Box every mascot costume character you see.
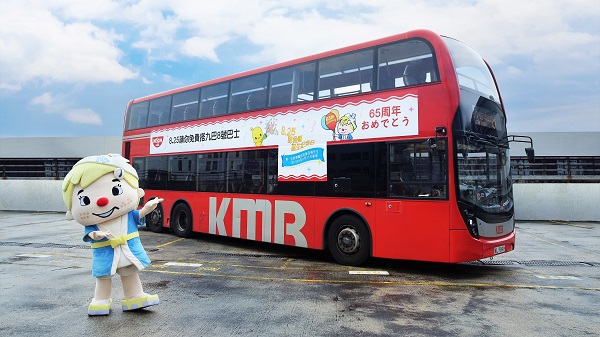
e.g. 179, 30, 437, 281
62, 154, 162, 316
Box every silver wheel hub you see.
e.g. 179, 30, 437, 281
337, 227, 360, 254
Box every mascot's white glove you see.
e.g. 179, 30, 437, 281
139, 198, 164, 218
88, 231, 112, 240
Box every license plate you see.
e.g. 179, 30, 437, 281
494, 245, 506, 254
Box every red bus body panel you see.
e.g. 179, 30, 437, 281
141, 188, 512, 263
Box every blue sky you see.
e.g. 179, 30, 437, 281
1, 0, 599, 138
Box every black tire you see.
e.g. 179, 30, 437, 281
145, 201, 165, 233
327, 215, 371, 266
171, 203, 193, 238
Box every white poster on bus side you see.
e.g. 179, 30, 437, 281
150, 94, 418, 181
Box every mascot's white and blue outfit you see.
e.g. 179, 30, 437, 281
84, 210, 151, 278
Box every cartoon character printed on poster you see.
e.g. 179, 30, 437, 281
251, 126, 267, 146
321, 109, 357, 141
335, 113, 357, 140
61, 154, 161, 316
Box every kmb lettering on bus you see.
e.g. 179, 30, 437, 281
208, 197, 308, 247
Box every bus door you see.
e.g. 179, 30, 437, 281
374, 140, 450, 261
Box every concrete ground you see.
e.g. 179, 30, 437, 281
0, 211, 598, 336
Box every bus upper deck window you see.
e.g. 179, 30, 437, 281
403, 58, 437, 86
148, 96, 172, 127
171, 89, 200, 123
127, 101, 149, 130
377, 39, 438, 90
200, 83, 229, 118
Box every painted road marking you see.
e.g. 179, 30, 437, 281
155, 237, 186, 248
196, 266, 221, 272
535, 275, 581, 280
349, 270, 390, 275
15, 254, 51, 258
146, 268, 600, 292
549, 220, 594, 229
165, 262, 204, 267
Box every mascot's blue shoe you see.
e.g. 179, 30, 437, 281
88, 298, 112, 316
122, 294, 159, 311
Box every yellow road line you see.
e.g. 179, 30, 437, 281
549, 220, 595, 229
145, 268, 600, 292
280, 258, 294, 269
228, 263, 344, 272
154, 237, 185, 248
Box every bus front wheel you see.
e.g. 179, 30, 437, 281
146, 201, 164, 233
171, 203, 193, 238
327, 215, 371, 266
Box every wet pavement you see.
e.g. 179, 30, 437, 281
0, 211, 598, 336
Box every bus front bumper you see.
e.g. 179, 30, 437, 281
449, 229, 515, 263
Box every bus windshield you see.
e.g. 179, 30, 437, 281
456, 135, 512, 215
445, 37, 513, 224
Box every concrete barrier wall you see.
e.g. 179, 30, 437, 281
0, 180, 67, 213
1, 180, 598, 221
513, 183, 600, 221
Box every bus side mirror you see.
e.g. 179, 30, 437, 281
506, 135, 535, 163
525, 147, 535, 163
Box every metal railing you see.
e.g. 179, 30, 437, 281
511, 156, 600, 183
1, 158, 79, 180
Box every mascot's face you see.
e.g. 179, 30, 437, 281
336, 122, 351, 136
70, 173, 144, 226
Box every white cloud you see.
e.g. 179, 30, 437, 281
1, 0, 599, 134
241, 8, 384, 64
30, 92, 69, 114
0, 0, 137, 89
47, 0, 121, 21
64, 108, 103, 125
505, 66, 523, 75
120, 0, 599, 82
0, 83, 22, 91
5, 1, 596, 82
30, 92, 56, 108
29, 91, 102, 126
181, 37, 223, 62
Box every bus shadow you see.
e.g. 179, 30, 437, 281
367, 257, 514, 281
154, 229, 330, 261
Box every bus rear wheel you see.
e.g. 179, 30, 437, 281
171, 203, 193, 238
146, 201, 164, 233
327, 215, 370, 266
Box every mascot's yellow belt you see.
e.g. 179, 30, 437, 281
90, 232, 139, 249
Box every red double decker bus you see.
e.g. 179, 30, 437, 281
123, 29, 533, 266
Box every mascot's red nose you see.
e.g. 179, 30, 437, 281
96, 197, 109, 207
